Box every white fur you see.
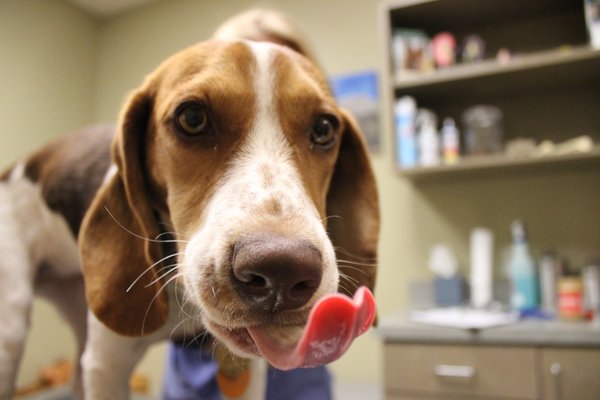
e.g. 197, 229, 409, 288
0, 162, 81, 398
103, 164, 118, 185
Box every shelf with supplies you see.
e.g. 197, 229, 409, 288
392, 45, 600, 101
397, 143, 600, 180
383, 0, 600, 174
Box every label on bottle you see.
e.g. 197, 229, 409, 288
558, 277, 583, 319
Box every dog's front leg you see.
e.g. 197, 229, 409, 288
0, 213, 35, 399
81, 311, 157, 400
0, 274, 32, 400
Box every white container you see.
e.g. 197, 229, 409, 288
394, 96, 417, 168
417, 109, 440, 166
539, 252, 559, 313
585, 0, 600, 48
584, 263, 600, 315
470, 228, 494, 309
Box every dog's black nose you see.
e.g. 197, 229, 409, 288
231, 234, 323, 311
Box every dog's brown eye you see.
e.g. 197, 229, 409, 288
310, 115, 338, 148
176, 103, 210, 136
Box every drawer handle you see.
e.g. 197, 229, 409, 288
550, 362, 562, 400
434, 365, 476, 379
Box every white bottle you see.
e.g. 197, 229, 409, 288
417, 109, 440, 166
441, 117, 460, 164
394, 96, 417, 168
470, 227, 494, 309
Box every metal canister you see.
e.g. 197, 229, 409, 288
583, 262, 600, 319
539, 252, 559, 314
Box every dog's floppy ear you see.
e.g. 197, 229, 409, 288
327, 110, 380, 297
80, 85, 169, 337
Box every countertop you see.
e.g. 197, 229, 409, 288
375, 311, 600, 347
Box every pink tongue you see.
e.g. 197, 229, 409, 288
247, 286, 376, 370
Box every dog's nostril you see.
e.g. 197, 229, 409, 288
243, 274, 267, 288
246, 275, 267, 288
291, 279, 318, 294
231, 234, 322, 311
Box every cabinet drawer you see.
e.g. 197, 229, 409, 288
384, 343, 538, 399
542, 348, 600, 400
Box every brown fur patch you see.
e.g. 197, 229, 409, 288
0, 165, 13, 181
24, 125, 114, 235
146, 41, 258, 236
271, 49, 341, 216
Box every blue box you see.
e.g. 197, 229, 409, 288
434, 276, 467, 307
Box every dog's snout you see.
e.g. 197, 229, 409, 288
231, 235, 322, 311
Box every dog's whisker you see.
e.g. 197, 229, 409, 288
155, 262, 181, 275
337, 264, 372, 277
169, 317, 189, 341
105, 207, 188, 244
140, 273, 182, 335
338, 271, 360, 286
189, 331, 212, 351
337, 282, 354, 296
321, 214, 342, 223
171, 285, 189, 343
126, 252, 183, 292
333, 246, 378, 263
154, 231, 189, 243
145, 265, 182, 288
337, 258, 378, 268
174, 276, 198, 322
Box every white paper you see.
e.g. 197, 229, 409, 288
411, 307, 518, 330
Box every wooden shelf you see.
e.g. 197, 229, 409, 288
393, 46, 600, 101
397, 144, 600, 180
395, 46, 600, 89
387, 0, 585, 34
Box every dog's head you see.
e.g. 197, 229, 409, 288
80, 39, 379, 362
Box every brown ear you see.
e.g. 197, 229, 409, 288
327, 110, 380, 297
79, 88, 168, 336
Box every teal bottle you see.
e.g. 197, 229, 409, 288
508, 220, 539, 310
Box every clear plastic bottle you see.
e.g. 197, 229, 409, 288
508, 220, 539, 311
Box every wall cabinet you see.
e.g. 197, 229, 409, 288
541, 348, 600, 400
381, 0, 600, 178
384, 343, 600, 400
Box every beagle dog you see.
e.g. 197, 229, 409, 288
0, 11, 379, 400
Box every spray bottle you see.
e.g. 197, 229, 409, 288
508, 220, 539, 311
441, 117, 460, 164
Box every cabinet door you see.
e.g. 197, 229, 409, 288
542, 348, 600, 400
384, 343, 538, 399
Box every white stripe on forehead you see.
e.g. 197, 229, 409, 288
243, 41, 291, 159
217, 40, 317, 219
